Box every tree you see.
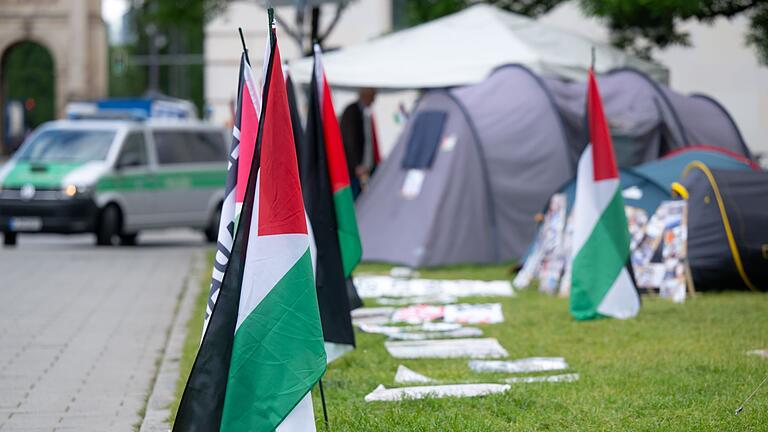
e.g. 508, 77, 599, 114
401, 0, 564, 26
2, 41, 55, 129
579, 0, 768, 64
399, 0, 768, 65
110, 0, 211, 112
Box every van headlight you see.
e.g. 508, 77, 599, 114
63, 184, 91, 198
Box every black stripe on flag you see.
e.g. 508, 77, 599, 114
297, 56, 356, 347
172, 38, 275, 431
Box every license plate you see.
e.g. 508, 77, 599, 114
9, 217, 43, 232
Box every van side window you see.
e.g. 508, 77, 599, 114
154, 131, 226, 165
117, 132, 148, 168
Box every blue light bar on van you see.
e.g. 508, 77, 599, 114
66, 98, 197, 120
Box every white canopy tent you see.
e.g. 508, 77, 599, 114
289, 4, 668, 88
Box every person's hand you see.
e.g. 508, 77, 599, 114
355, 165, 370, 178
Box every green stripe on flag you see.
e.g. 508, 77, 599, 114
333, 186, 362, 277
570, 190, 631, 320
220, 249, 326, 430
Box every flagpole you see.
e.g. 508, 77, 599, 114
268, 8, 276, 45
238, 27, 250, 65
318, 378, 330, 430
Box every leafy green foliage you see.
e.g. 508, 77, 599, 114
579, 0, 768, 62
109, 0, 211, 112
2, 41, 54, 129
399, 0, 768, 64
400, 0, 565, 26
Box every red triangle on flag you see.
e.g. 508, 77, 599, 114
588, 69, 620, 182
258, 42, 308, 236
319, 73, 352, 193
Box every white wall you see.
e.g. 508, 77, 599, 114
205, 1, 395, 132
541, 1, 768, 157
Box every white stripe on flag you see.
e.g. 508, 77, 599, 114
276, 393, 316, 432
243, 62, 262, 119
570, 144, 621, 256
236, 171, 311, 330
596, 267, 640, 319
236, 171, 318, 430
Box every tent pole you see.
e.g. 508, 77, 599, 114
736, 372, 768, 415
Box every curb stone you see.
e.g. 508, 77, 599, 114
140, 251, 204, 432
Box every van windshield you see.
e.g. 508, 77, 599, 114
16, 129, 116, 163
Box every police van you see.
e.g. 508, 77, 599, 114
0, 100, 228, 246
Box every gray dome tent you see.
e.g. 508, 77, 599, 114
357, 66, 753, 267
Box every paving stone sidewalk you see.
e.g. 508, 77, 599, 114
0, 233, 205, 432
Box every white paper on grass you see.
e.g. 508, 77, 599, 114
444, 303, 504, 324
394, 365, 435, 384
388, 327, 484, 341
376, 294, 458, 305
469, 357, 569, 373
390, 303, 504, 325
357, 322, 464, 335
350, 307, 394, 326
385, 338, 508, 359
354, 275, 513, 299
390, 266, 420, 278
364, 383, 510, 402
504, 373, 579, 383
747, 349, 768, 358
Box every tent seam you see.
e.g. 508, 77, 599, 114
607, 67, 691, 148
689, 94, 753, 159
441, 90, 501, 262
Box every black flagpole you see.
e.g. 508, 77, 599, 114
238, 27, 250, 65
318, 378, 330, 430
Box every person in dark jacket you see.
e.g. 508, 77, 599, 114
340, 87, 380, 199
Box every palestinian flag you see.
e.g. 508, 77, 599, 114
174, 28, 326, 432
203, 53, 261, 334
569, 69, 640, 321
298, 43, 360, 361
311, 44, 362, 276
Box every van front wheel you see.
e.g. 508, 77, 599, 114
97, 205, 121, 246
3, 232, 17, 247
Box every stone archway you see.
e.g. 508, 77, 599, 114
1, 40, 55, 152
0, 0, 107, 154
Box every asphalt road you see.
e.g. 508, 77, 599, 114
0, 230, 208, 432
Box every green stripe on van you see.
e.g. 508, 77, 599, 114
97, 169, 226, 192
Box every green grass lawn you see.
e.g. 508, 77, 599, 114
172, 260, 768, 431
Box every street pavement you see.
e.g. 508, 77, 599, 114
0, 230, 208, 431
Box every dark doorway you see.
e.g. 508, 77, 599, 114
1, 41, 55, 155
